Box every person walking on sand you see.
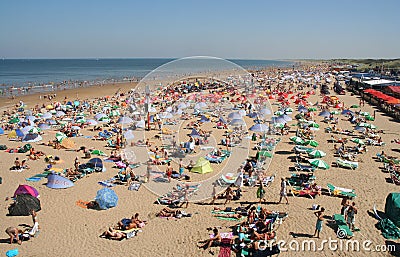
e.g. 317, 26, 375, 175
313, 207, 325, 238
209, 182, 217, 205
166, 162, 173, 183
278, 177, 289, 204
345, 202, 357, 231
257, 180, 266, 204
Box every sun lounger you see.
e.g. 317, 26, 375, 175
390, 172, 400, 185
336, 158, 358, 169
333, 214, 353, 238
294, 163, 315, 172
327, 183, 356, 198
289, 186, 320, 199
293, 145, 314, 154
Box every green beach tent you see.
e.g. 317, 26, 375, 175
385, 193, 400, 227
191, 157, 213, 174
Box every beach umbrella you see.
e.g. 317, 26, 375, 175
308, 149, 326, 158
199, 115, 210, 122
123, 130, 135, 140
350, 105, 359, 108
259, 107, 271, 115
366, 123, 377, 129
86, 119, 98, 126
42, 112, 52, 120
279, 114, 292, 122
258, 150, 272, 158
351, 138, 364, 145
136, 120, 145, 128
9, 117, 20, 124
25, 115, 36, 124
55, 132, 67, 142
0, 128, 4, 135
109, 110, 120, 117
360, 111, 370, 116
308, 159, 330, 169
13, 184, 39, 198
341, 109, 353, 115
318, 110, 331, 117
354, 126, 366, 132
177, 102, 187, 109
308, 123, 320, 129
71, 126, 81, 130
331, 111, 340, 115
228, 112, 242, 120
308, 107, 317, 112
95, 113, 107, 120
7, 129, 24, 139
298, 105, 308, 113
365, 115, 375, 121
117, 116, 134, 124
75, 117, 86, 124
290, 136, 305, 145
158, 112, 173, 119
229, 119, 245, 126
55, 111, 66, 117
274, 123, 285, 128
304, 140, 319, 147
274, 111, 284, 116
91, 149, 107, 156
238, 109, 246, 117
249, 123, 269, 132
95, 188, 118, 210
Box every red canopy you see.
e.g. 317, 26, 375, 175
387, 86, 400, 94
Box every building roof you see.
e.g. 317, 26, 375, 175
363, 79, 395, 86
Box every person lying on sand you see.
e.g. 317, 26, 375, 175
213, 213, 242, 219
156, 207, 182, 218
100, 227, 126, 240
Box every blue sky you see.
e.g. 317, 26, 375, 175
0, 0, 399, 59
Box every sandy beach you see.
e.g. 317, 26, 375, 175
0, 66, 399, 257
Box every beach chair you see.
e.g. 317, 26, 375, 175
327, 184, 356, 198
294, 163, 315, 172
390, 172, 400, 185
336, 158, 358, 170
333, 214, 353, 238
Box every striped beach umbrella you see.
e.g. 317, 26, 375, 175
304, 140, 319, 147
308, 149, 326, 158
308, 159, 330, 169
351, 138, 364, 145
290, 136, 305, 145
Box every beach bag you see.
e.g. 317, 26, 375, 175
6, 248, 19, 257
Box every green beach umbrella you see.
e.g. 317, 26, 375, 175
365, 115, 375, 121
258, 150, 272, 158
350, 105, 359, 108
55, 132, 67, 142
308, 107, 317, 111
308, 159, 330, 169
331, 111, 340, 115
29, 127, 41, 134
274, 111, 284, 116
308, 149, 326, 158
91, 149, 107, 156
304, 140, 319, 147
9, 117, 20, 124
351, 138, 364, 145
274, 123, 284, 128
366, 123, 377, 129
308, 123, 320, 128
360, 111, 370, 116
290, 136, 305, 145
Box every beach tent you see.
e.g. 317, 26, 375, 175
60, 138, 76, 149
7, 129, 24, 139
190, 128, 202, 138
13, 184, 40, 198
191, 157, 213, 174
8, 194, 41, 216
46, 174, 74, 189
88, 158, 104, 172
22, 133, 42, 143
385, 193, 400, 227
95, 188, 118, 210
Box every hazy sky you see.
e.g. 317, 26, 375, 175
1, 0, 399, 59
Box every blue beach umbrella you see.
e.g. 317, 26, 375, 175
95, 188, 118, 210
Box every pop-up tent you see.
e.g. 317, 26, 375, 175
8, 194, 41, 216
385, 193, 400, 227
13, 184, 39, 198
191, 157, 213, 174
46, 174, 74, 189
95, 188, 118, 210
88, 158, 104, 172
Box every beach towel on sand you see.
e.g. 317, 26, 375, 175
76, 200, 90, 208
